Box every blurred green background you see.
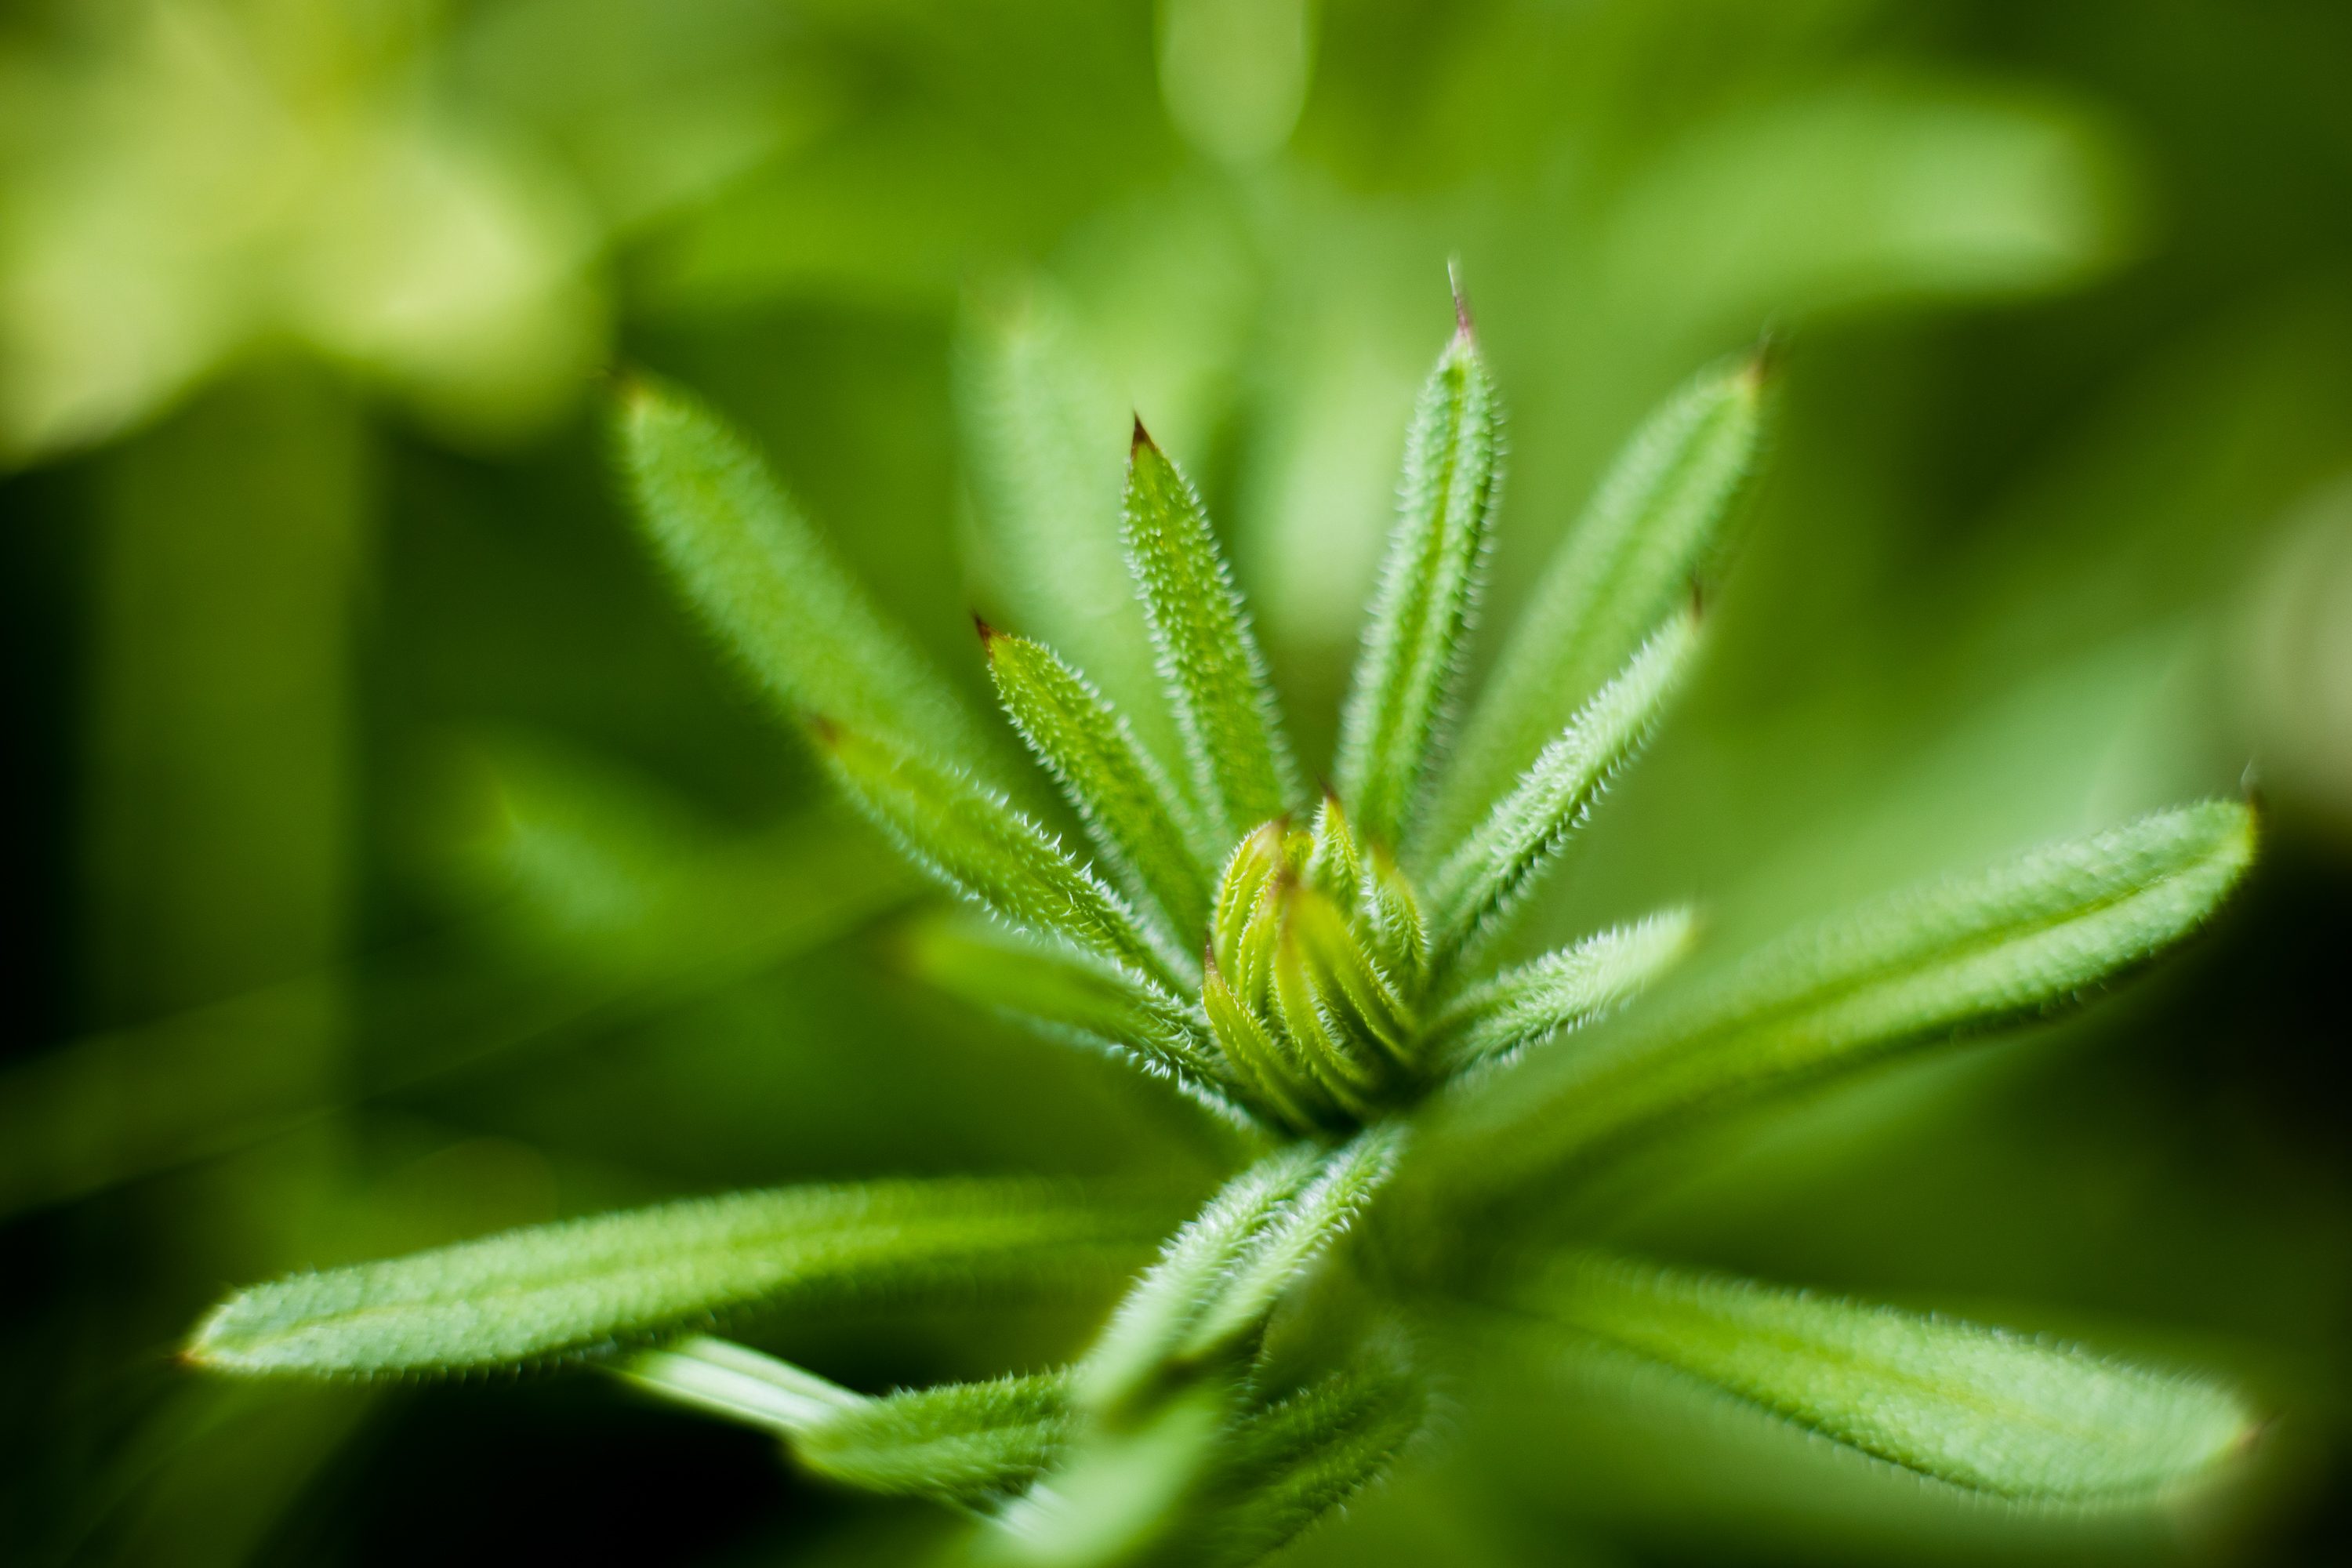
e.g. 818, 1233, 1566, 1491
5, 1, 2350, 1563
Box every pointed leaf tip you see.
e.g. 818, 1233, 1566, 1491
973, 613, 1001, 650
1447, 260, 1475, 339
1131, 412, 1152, 452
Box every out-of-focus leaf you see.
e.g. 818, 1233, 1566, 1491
187, 1179, 1167, 1376
1428, 909, 1697, 1073
1530, 1251, 2253, 1501
1425, 612, 1701, 965
819, 723, 1186, 989
1430, 359, 1761, 850
1213, 1342, 1426, 1562
0, 773, 909, 1224
984, 625, 1214, 944
617, 379, 994, 773
956, 281, 1175, 762
1441, 800, 2257, 1193
1336, 318, 1502, 848
982, 1386, 1228, 1567
1602, 81, 2139, 336
0, 2, 602, 457
1125, 423, 1301, 840
621, 1333, 866, 1433
1157, 0, 1314, 165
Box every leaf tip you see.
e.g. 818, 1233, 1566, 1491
973, 612, 1002, 654
1131, 412, 1155, 455
1447, 258, 1475, 340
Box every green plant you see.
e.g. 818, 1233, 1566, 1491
186, 293, 2259, 1563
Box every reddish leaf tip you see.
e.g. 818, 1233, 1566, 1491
1448, 259, 1475, 340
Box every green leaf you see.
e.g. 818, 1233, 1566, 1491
819, 721, 1187, 990
956, 283, 1173, 767
800, 1370, 1076, 1503
900, 913, 1236, 1112
1443, 800, 2257, 1192
1334, 321, 1502, 847
621, 1334, 867, 1434
625, 1337, 1076, 1504
1428, 908, 1697, 1073
1125, 423, 1301, 841
982, 1385, 1228, 1567
1428, 357, 1763, 851
982, 624, 1214, 945
1531, 1251, 2254, 1501
187, 1180, 1166, 1377
1081, 1128, 1405, 1417
616, 379, 993, 774
1214, 1342, 1426, 1562
1425, 611, 1702, 966
1177, 1124, 1403, 1361
1082, 1145, 1319, 1416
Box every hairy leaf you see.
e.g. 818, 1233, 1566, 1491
1082, 1128, 1401, 1416
1081, 1145, 1321, 1416
1429, 356, 1762, 850
799, 1369, 1076, 1502
1334, 321, 1502, 847
1178, 1124, 1406, 1361
1446, 800, 2256, 1192
819, 722, 1186, 989
1214, 1343, 1426, 1562
900, 913, 1233, 1103
1429, 908, 1697, 1073
1533, 1252, 2254, 1500
983, 624, 1213, 945
626, 1337, 1076, 1504
1425, 612, 1701, 966
618, 379, 993, 773
1125, 423, 1300, 840
187, 1180, 1165, 1376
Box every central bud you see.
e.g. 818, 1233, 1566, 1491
1202, 796, 1430, 1132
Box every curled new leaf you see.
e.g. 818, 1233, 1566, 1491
187, 1180, 1167, 1376
1429, 355, 1764, 850
617, 379, 993, 775
1530, 1251, 2256, 1501
1443, 800, 2257, 1193
820, 721, 1188, 990
1425, 611, 1701, 965
1335, 322, 1501, 847
1125, 423, 1301, 840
